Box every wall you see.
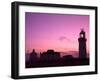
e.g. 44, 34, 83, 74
0, 0, 99, 81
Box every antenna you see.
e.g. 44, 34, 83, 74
81, 28, 84, 31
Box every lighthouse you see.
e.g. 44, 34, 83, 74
78, 29, 87, 59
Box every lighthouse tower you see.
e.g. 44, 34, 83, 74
78, 29, 87, 59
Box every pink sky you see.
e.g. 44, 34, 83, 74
25, 12, 89, 57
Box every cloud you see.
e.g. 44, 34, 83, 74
59, 36, 71, 42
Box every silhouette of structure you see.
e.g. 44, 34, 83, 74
62, 55, 73, 60
78, 29, 87, 59
29, 49, 38, 65
40, 50, 60, 61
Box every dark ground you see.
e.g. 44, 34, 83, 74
25, 58, 89, 68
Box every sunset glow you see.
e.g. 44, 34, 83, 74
25, 12, 89, 57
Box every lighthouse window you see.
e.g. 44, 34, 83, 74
81, 34, 84, 38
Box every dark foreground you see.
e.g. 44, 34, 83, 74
25, 58, 89, 68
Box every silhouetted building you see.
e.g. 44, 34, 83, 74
40, 49, 60, 61
62, 55, 73, 60
78, 29, 87, 59
29, 49, 38, 64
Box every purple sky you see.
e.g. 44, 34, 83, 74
25, 12, 89, 57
